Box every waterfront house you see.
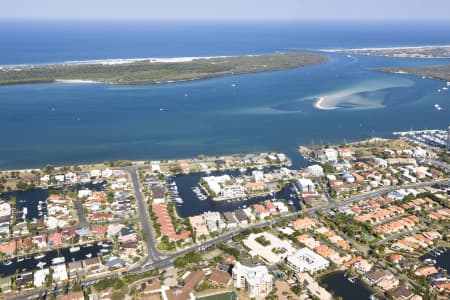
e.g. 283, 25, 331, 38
32, 234, 48, 249
48, 232, 63, 247
223, 212, 238, 228
234, 209, 248, 224
16, 272, 34, 289
253, 204, 270, 220
34, 268, 49, 288
68, 261, 84, 279
365, 269, 388, 285
0, 240, 16, 255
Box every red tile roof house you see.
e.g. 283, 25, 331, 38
253, 204, 270, 219
264, 200, 278, 215
0, 241, 16, 256
152, 203, 191, 241
48, 232, 63, 248
91, 225, 107, 237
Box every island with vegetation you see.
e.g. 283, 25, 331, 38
378, 65, 450, 82
0, 52, 329, 85
327, 45, 450, 58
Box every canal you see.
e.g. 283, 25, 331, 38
319, 271, 375, 300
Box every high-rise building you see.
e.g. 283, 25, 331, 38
232, 262, 273, 299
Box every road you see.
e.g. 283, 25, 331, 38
126, 167, 165, 266
9, 176, 449, 299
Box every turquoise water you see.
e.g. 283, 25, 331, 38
1, 21, 450, 169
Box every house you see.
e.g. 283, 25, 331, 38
354, 259, 373, 274
34, 268, 49, 288
223, 212, 238, 227
392, 285, 415, 300
208, 269, 232, 287
295, 179, 315, 192
57, 291, 84, 300
68, 261, 84, 279
253, 204, 270, 219
293, 217, 316, 231
52, 264, 68, 282
365, 269, 388, 285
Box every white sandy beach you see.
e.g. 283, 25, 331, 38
322, 44, 450, 52
313, 78, 413, 110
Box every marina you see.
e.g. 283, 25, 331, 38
319, 271, 375, 300
171, 168, 301, 218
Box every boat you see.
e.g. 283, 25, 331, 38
434, 104, 442, 111
102, 244, 110, 248
231, 83, 237, 87
34, 253, 46, 260
85, 253, 92, 258
100, 249, 110, 253
17, 257, 24, 262
159, 108, 164, 111
85, 243, 93, 247
3, 260, 12, 266
69, 246, 80, 253
98, 241, 103, 246
36, 262, 47, 268
288, 200, 294, 206
52, 257, 65, 265
443, 87, 448, 90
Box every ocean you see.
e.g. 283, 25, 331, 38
1, 20, 450, 169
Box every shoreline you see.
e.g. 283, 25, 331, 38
0, 54, 236, 69
321, 44, 450, 52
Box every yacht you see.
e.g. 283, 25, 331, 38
85, 253, 93, 258
69, 246, 81, 253
52, 257, 65, 265
434, 104, 442, 111
17, 257, 25, 262
231, 83, 237, 87
36, 261, 47, 268
100, 248, 110, 253
3, 260, 12, 266
34, 253, 46, 260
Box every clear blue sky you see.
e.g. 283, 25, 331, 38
2, 0, 450, 21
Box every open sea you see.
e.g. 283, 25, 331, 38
1, 20, 450, 169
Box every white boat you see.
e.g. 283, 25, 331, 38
102, 244, 110, 248
36, 261, 47, 268
85, 243, 93, 247
159, 108, 164, 111
17, 257, 24, 262
69, 246, 80, 253
52, 257, 65, 265
3, 260, 12, 266
85, 253, 92, 258
288, 200, 294, 205
34, 253, 46, 260
434, 104, 442, 111
443, 87, 448, 90
231, 83, 237, 87
98, 241, 103, 246
100, 249, 110, 253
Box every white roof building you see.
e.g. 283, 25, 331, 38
78, 189, 92, 198
51, 264, 68, 282
295, 179, 315, 192
232, 262, 273, 300
34, 268, 49, 287
244, 232, 295, 264
202, 175, 231, 195
307, 164, 324, 177
0, 202, 11, 218
286, 247, 330, 274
